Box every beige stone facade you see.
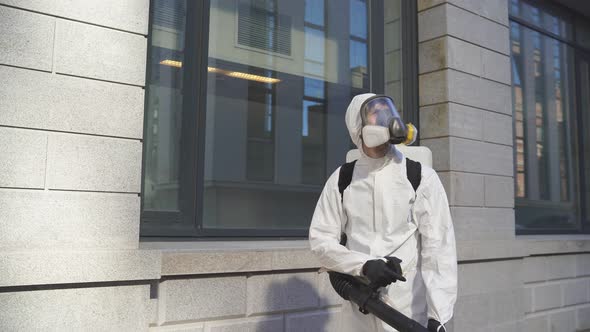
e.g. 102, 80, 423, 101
0, 1, 589, 331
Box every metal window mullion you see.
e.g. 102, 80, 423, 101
304, 21, 324, 30
192, 0, 211, 234
140, 1, 156, 232
576, 54, 590, 231
368, 0, 384, 94
542, 38, 561, 202
562, 45, 576, 206
522, 25, 540, 200
401, 0, 419, 131
271, 82, 278, 183
350, 35, 368, 43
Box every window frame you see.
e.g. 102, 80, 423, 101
140, 0, 420, 238
509, 0, 590, 234
574, 50, 590, 234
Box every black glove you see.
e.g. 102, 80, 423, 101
384, 256, 404, 280
361, 257, 406, 288
427, 319, 446, 332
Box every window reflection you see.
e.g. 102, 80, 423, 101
349, 0, 368, 89
509, 0, 572, 40
143, 0, 187, 211
202, 0, 401, 230
302, 78, 326, 184
143, 0, 404, 231
511, 23, 526, 199
510, 19, 578, 230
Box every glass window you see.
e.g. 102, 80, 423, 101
143, 0, 187, 212
510, 20, 580, 232
203, 0, 402, 231
142, 0, 410, 236
509, 0, 573, 40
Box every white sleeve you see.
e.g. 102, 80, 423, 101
414, 169, 458, 324
308, 168, 377, 277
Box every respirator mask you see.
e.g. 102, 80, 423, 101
360, 95, 417, 148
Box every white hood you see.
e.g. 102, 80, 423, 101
345, 93, 376, 149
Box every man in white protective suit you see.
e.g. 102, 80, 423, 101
309, 93, 457, 332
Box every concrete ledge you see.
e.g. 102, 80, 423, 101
161, 251, 273, 276
142, 240, 319, 276
147, 239, 532, 276
457, 239, 526, 262
520, 236, 590, 256
0, 249, 161, 288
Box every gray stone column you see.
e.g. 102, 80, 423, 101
0, 1, 159, 329
417, 1, 524, 331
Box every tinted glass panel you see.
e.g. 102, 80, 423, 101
142, 0, 404, 234
579, 59, 590, 226
509, 0, 572, 40
510, 21, 579, 231
143, 1, 187, 211
202, 0, 402, 230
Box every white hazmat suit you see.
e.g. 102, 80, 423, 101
309, 93, 457, 332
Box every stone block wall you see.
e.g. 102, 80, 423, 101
450, 260, 524, 331
0, 0, 147, 250
524, 254, 590, 332
0, 1, 158, 330
155, 273, 341, 331
417, 1, 526, 331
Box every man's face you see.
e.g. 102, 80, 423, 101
365, 101, 395, 127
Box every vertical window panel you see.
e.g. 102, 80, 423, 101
143, 1, 187, 212
579, 60, 590, 227
510, 18, 579, 232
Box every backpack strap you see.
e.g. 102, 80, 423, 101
338, 160, 357, 202
337, 157, 422, 202
405, 158, 422, 192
